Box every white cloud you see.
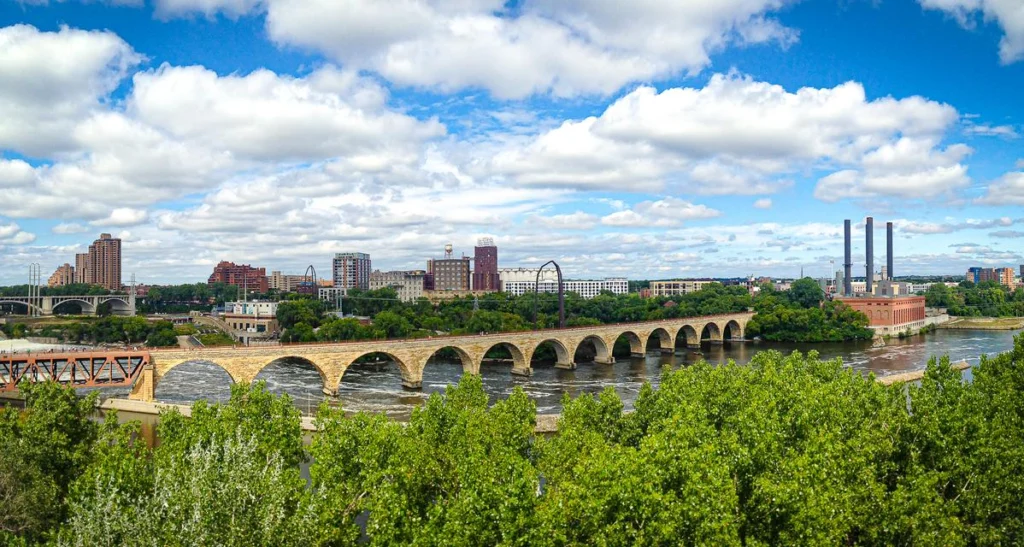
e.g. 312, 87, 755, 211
155, 0, 798, 98
963, 122, 1019, 137
754, 198, 772, 209
0, 222, 36, 245
920, 0, 1024, 63
1016, 159, 1024, 169
977, 171, 1024, 205
529, 211, 600, 230
52, 223, 89, 234
0, 25, 142, 156
490, 73, 963, 200
91, 207, 149, 227
601, 198, 720, 228
897, 216, 1015, 234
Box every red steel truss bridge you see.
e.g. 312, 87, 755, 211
0, 351, 150, 393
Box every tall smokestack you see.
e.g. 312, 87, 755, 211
844, 219, 852, 296
866, 217, 874, 295
886, 221, 893, 281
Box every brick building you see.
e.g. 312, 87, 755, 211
208, 261, 269, 293
835, 296, 928, 335
333, 252, 371, 290
472, 238, 500, 292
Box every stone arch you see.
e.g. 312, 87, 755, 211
342, 351, 420, 389
613, 331, 645, 358
574, 335, 612, 365
701, 323, 723, 344
527, 339, 574, 370
677, 325, 700, 348
479, 342, 530, 377
154, 359, 235, 404
424, 345, 475, 374
646, 328, 674, 354
723, 320, 743, 341
51, 299, 96, 315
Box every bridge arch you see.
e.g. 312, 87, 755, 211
574, 335, 612, 365
479, 342, 529, 377
646, 327, 674, 353
723, 320, 743, 341
155, 359, 236, 404
701, 323, 723, 344
253, 356, 327, 402
424, 345, 475, 374
527, 339, 573, 369
51, 299, 96, 315
677, 325, 699, 348
0, 300, 42, 316
613, 331, 644, 358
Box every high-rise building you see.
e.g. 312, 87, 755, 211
74, 253, 89, 284
472, 237, 500, 292
966, 267, 983, 284
967, 266, 1015, 288
208, 261, 269, 293
48, 263, 75, 287
427, 245, 471, 291
333, 253, 371, 290
85, 233, 121, 290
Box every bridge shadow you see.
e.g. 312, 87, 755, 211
155, 360, 233, 405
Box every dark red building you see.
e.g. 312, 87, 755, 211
208, 261, 269, 293
472, 237, 500, 292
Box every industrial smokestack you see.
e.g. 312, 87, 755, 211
886, 221, 893, 281
866, 217, 874, 295
844, 219, 852, 296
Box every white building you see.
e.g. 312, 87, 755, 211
369, 270, 426, 302
649, 280, 716, 297
503, 278, 628, 299
225, 301, 278, 316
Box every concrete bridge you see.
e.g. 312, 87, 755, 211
0, 294, 136, 316
129, 312, 754, 402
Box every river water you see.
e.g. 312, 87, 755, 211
144, 329, 1019, 419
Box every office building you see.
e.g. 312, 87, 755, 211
333, 252, 371, 290
472, 237, 500, 292
208, 261, 269, 293
370, 270, 427, 302
649, 279, 716, 297
48, 263, 75, 287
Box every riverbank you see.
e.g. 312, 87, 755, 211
941, 317, 1024, 330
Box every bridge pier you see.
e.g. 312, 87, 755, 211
630, 351, 645, 358
511, 366, 532, 377
554, 361, 576, 370
594, 356, 616, 365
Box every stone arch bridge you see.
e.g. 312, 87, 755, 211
130, 312, 753, 402
0, 294, 135, 316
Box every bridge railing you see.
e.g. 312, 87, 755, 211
149, 311, 754, 353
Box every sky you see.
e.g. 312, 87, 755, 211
1, 0, 1023, 285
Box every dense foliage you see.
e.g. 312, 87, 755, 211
4, 336, 1024, 545
0, 317, 179, 347
746, 278, 874, 342
925, 280, 1024, 317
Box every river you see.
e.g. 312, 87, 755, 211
134, 328, 1019, 420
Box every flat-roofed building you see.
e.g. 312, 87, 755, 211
650, 279, 715, 297
503, 278, 628, 299
370, 270, 427, 302
48, 263, 75, 287
333, 252, 371, 290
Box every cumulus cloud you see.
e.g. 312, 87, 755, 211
963, 122, 1019, 137
489, 73, 963, 200
897, 216, 1015, 234
153, 0, 798, 98
976, 171, 1024, 205
920, 0, 1024, 64
91, 207, 149, 227
52, 223, 89, 234
0, 25, 142, 156
601, 198, 721, 228
0, 221, 36, 245
754, 198, 772, 209
990, 230, 1024, 238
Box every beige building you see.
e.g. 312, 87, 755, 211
650, 279, 715, 297
72, 233, 122, 290
268, 271, 308, 292
48, 263, 75, 287
370, 270, 426, 302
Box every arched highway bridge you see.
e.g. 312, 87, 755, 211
0, 294, 136, 316
0, 312, 753, 402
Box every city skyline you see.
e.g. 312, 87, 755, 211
1, 2, 1023, 284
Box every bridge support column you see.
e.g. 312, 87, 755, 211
511, 366, 532, 377
128, 366, 155, 403
554, 361, 576, 370
41, 297, 53, 316
630, 351, 645, 358
594, 356, 616, 365
401, 367, 424, 390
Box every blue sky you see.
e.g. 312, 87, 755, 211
1, 0, 1022, 285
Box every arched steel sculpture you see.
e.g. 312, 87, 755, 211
532, 260, 565, 329
298, 265, 318, 296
